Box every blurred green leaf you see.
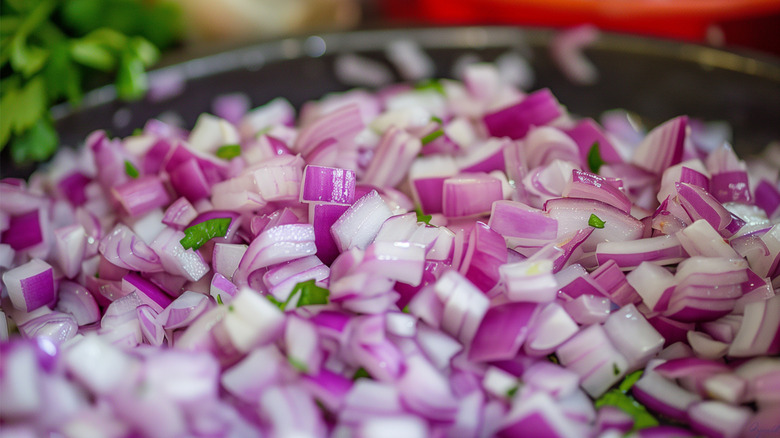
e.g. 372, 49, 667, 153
70, 39, 116, 71
0, 89, 17, 149
44, 42, 83, 104
129, 36, 159, 67
116, 49, 147, 100
142, 2, 182, 49
11, 38, 49, 77
82, 28, 128, 51
10, 118, 58, 163
0, 16, 22, 36
12, 76, 47, 135
61, 0, 104, 35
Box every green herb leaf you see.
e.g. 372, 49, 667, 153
415, 206, 432, 225
11, 75, 47, 135
613, 363, 621, 376
414, 78, 445, 95
11, 38, 49, 77
588, 214, 606, 229
180, 217, 232, 250
430, 115, 443, 124
266, 294, 285, 309
506, 385, 519, 398
421, 129, 444, 145
293, 279, 330, 307
129, 36, 159, 67
402, 305, 410, 314
216, 294, 223, 305
116, 49, 147, 100
587, 141, 605, 174
595, 369, 657, 432
353, 367, 371, 380
216, 144, 241, 160
547, 353, 559, 365
10, 118, 58, 163
618, 370, 643, 393
595, 389, 658, 431
70, 39, 116, 71
44, 43, 83, 105
124, 160, 139, 178
288, 357, 308, 373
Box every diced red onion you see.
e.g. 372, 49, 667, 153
3, 258, 56, 312
331, 190, 392, 252
442, 173, 503, 218
631, 116, 688, 175
55, 280, 100, 326
483, 88, 562, 140
469, 302, 538, 362
301, 165, 356, 204
556, 324, 628, 397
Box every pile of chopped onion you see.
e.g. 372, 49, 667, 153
1, 56, 779, 438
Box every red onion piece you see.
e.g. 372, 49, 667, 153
3, 258, 56, 312
442, 173, 503, 218
557, 324, 628, 397
233, 223, 316, 286
1, 210, 45, 251
53, 224, 87, 279
331, 190, 392, 252
564, 118, 623, 166
362, 126, 422, 188
631, 116, 688, 175
169, 158, 211, 202
301, 165, 356, 204
56, 280, 100, 326
603, 303, 664, 371
469, 302, 538, 362
483, 88, 562, 140
99, 224, 164, 273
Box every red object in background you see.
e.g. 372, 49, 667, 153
382, 0, 780, 55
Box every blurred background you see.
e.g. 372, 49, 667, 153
171, 0, 780, 54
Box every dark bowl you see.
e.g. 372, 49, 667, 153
4, 26, 780, 178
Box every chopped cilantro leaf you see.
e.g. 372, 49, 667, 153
402, 305, 410, 314
124, 160, 140, 178
180, 217, 232, 250
430, 115, 443, 124
216, 144, 241, 160
421, 129, 444, 145
589, 214, 606, 229
613, 363, 621, 376
132, 128, 143, 136
547, 353, 559, 364
619, 370, 643, 392
595, 390, 658, 431
506, 385, 519, 398
216, 294, 223, 305
414, 78, 445, 95
288, 357, 308, 373
266, 294, 285, 309
595, 369, 657, 432
353, 367, 371, 380
294, 279, 330, 307
588, 141, 605, 174
415, 206, 432, 225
